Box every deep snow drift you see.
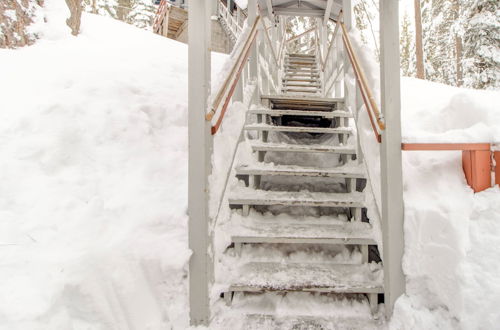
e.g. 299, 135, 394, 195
350, 31, 500, 329
0, 2, 226, 329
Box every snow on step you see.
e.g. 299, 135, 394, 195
250, 141, 357, 154
244, 123, 351, 134
241, 314, 383, 330
248, 109, 351, 118
230, 214, 376, 245
228, 262, 383, 293
229, 187, 365, 208
235, 163, 365, 178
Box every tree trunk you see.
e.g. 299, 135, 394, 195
414, 0, 425, 79
453, 0, 463, 86
0, 0, 44, 48
65, 0, 83, 36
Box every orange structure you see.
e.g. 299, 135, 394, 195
402, 143, 496, 193
495, 151, 500, 187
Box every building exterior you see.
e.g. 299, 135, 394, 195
153, 0, 245, 54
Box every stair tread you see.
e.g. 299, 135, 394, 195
235, 162, 365, 177
248, 109, 351, 118
229, 262, 383, 293
241, 314, 383, 330
244, 123, 352, 134
230, 215, 376, 243
229, 187, 365, 206
250, 141, 357, 154
261, 94, 342, 103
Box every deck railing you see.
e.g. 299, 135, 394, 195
217, 1, 243, 40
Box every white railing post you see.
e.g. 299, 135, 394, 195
248, 1, 257, 76
379, 0, 405, 318
342, 0, 352, 100
188, 0, 212, 326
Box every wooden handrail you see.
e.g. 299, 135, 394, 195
338, 20, 385, 142
153, 0, 168, 33
206, 16, 261, 134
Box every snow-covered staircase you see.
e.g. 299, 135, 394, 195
216, 92, 384, 325
282, 54, 322, 94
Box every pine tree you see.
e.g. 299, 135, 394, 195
462, 0, 500, 89
82, 0, 156, 30
400, 12, 416, 77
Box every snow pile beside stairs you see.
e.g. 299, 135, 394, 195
349, 31, 500, 329
0, 1, 226, 329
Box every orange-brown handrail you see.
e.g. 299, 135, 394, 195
206, 16, 261, 135
153, 0, 168, 33
336, 19, 385, 143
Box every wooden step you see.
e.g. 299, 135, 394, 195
229, 188, 364, 209
235, 163, 364, 178
227, 262, 383, 294
240, 314, 383, 330
249, 141, 357, 154
285, 67, 319, 72
287, 54, 316, 58
282, 88, 321, 93
282, 83, 322, 87
282, 78, 320, 82
261, 94, 343, 105
283, 74, 320, 79
230, 216, 376, 246
244, 123, 352, 134
248, 109, 351, 118
285, 58, 317, 65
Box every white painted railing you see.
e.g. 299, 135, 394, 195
217, 1, 243, 41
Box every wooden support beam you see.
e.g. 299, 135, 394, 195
379, 0, 405, 318
324, 0, 334, 26
188, 0, 212, 326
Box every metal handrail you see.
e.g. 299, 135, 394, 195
206, 16, 261, 134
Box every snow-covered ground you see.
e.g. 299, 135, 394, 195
1, 1, 499, 329
351, 31, 500, 329
0, 2, 226, 329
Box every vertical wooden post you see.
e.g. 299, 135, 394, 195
188, 0, 212, 326
462, 150, 493, 192
379, 0, 405, 318
495, 151, 500, 187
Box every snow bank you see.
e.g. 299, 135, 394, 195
401, 78, 500, 143
0, 2, 226, 329
349, 29, 500, 329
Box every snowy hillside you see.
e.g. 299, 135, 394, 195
0, 2, 226, 329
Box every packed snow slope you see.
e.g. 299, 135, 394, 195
0, 2, 226, 329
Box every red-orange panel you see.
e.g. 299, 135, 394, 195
495, 151, 500, 187
463, 150, 492, 193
